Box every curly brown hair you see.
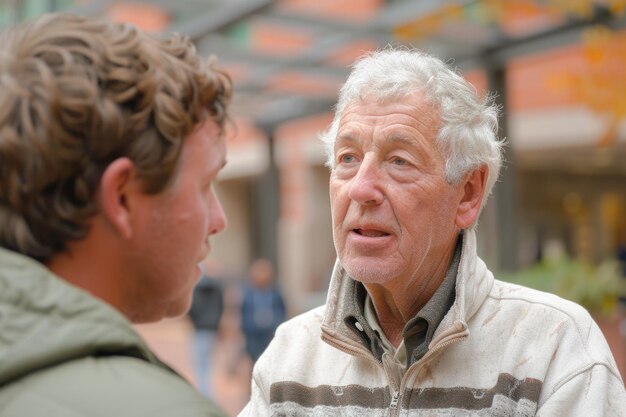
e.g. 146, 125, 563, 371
0, 13, 232, 262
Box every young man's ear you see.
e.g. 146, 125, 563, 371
455, 166, 488, 229
98, 157, 138, 240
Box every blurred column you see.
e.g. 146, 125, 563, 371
486, 64, 519, 272
251, 126, 280, 274
272, 115, 336, 316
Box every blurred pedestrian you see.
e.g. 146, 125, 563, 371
0, 13, 231, 416
240, 259, 286, 363
188, 269, 224, 398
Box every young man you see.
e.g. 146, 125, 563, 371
240, 48, 626, 416
0, 13, 231, 416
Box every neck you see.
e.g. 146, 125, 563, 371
46, 218, 129, 319
364, 235, 459, 346
47, 248, 124, 311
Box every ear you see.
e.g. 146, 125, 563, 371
455, 166, 488, 229
98, 157, 138, 240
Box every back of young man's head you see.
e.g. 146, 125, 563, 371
0, 13, 232, 262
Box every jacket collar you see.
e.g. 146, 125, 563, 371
321, 228, 494, 356
0, 248, 167, 385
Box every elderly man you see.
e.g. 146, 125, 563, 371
0, 13, 231, 416
239, 48, 626, 416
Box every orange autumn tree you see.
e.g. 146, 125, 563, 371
393, 1, 626, 147
550, 27, 626, 147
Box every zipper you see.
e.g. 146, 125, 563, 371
388, 390, 402, 417
323, 332, 405, 413
380, 355, 401, 415
322, 327, 468, 415
392, 331, 469, 415
390, 390, 400, 408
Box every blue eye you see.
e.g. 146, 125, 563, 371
392, 157, 407, 166
339, 154, 356, 164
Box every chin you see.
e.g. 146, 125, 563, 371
165, 294, 195, 318
193, 264, 203, 280
128, 309, 165, 324
342, 260, 396, 285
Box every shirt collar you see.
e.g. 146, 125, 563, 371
355, 232, 463, 367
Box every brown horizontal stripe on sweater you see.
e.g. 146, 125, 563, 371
405, 373, 542, 409
269, 373, 542, 410
270, 383, 388, 408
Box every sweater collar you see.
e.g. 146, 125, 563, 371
321, 228, 494, 357
337, 234, 461, 363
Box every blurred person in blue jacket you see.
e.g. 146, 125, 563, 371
188, 267, 224, 398
240, 259, 286, 363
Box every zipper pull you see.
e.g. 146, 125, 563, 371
390, 391, 400, 409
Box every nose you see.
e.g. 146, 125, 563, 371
208, 188, 227, 235
347, 155, 384, 206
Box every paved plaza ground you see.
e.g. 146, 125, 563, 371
135, 316, 251, 416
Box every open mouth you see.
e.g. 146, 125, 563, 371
354, 229, 390, 238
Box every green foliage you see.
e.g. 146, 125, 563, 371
501, 257, 626, 317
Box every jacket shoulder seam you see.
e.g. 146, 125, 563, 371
487, 283, 591, 332
540, 361, 624, 405
486, 286, 623, 385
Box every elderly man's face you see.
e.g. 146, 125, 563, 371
329, 94, 465, 288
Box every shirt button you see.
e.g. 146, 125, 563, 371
355, 321, 364, 331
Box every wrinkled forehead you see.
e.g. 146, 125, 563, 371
340, 89, 439, 117
338, 93, 441, 130
333, 93, 445, 161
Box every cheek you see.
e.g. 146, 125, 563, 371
330, 202, 348, 239
329, 182, 348, 214
396, 197, 438, 241
329, 180, 338, 203
191, 197, 211, 236
434, 189, 460, 224
329, 186, 340, 220
174, 193, 210, 240
406, 198, 458, 250
328, 197, 345, 246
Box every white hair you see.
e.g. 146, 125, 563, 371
320, 47, 503, 216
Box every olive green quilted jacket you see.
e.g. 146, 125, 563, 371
0, 248, 226, 417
